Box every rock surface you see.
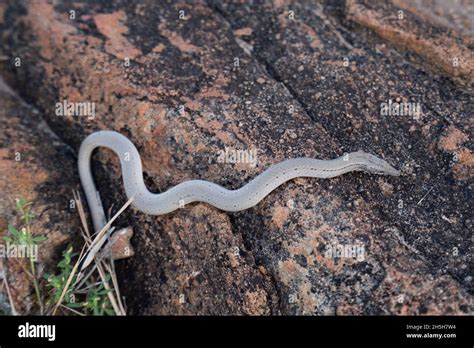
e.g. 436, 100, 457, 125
0, 0, 472, 315
0, 78, 81, 314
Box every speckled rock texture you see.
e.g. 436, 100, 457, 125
0, 79, 81, 314
0, 0, 472, 315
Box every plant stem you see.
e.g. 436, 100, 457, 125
24, 212, 43, 315
30, 252, 43, 314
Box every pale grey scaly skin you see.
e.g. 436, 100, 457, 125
78, 131, 400, 232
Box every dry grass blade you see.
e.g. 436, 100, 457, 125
51, 244, 87, 316
2, 268, 18, 315
59, 303, 85, 316
104, 262, 126, 314
73, 263, 97, 291
73, 190, 91, 239
73, 190, 131, 316
81, 195, 134, 270
96, 260, 123, 315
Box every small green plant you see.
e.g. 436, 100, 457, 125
80, 279, 114, 316
44, 246, 115, 315
44, 245, 77, 306
3, 198, 48, 314
4, 194, 125, 316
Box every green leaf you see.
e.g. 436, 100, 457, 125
66, 302, 84, 309
104, 308, 115, 316
7, 224, 19, 237
97, 288, 112, 296
32, 236, 48, 243
16, 197, 26, 210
